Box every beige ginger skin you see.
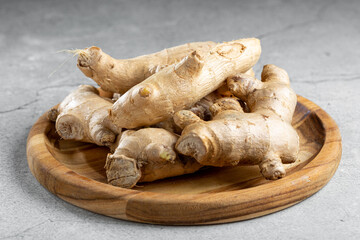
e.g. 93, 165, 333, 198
105, 128, 202, 188
77, 41, 216, 94
152, 91, 226, 134
216, 68, 255, 98
192, 68, 255, 119
175, 64, 299, 180
109, 38, 261, 129
48, 85, 120, 146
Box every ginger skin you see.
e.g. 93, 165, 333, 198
152, 92, 224, 134
77, 42, 216, 94
105, 128, 202, 188
216, 68, 255, 98
189, 91, 225, 121
175, 64, 299, 180
109, 38, 261, 129
48, 85, 120, 146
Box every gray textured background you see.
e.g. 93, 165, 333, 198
0, 0, 359, 239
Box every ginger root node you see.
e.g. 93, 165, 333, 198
139, 87, 151, 97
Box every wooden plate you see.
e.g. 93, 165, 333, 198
26, 95, 341, 225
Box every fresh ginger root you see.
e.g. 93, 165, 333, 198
175, 64, 299, 180
151, 92, 224, 134
47, 38, 303, 187
216, 68, 255, 98
109, 38, 261, 129
48, 85, 120, 146
151, 92, 222, 134
189, 91, 227, 121
105, 128, 202, 188
77, 41, 216, 94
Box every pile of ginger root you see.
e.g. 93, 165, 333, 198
49, 38, 300, 188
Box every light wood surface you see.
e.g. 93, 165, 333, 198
26, 95, 341, 225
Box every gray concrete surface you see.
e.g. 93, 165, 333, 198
0, 0, 359, 239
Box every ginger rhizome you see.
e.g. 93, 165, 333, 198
49, 86, 201, 188
49, 37, 302, 187
48, 85, 120, 146
152, 91, 225, 134
77, 41, 216, 94
105, 128, 202, 188
216, 68, 255, 98
109, 38, 261, 129
175, 64, 299, 180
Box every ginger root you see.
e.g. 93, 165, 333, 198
48, 85, 120, 146
77, 41, 216, 94
105, 128, 202, 188
47, 38, 304, 187
151, 92, 224, 134
175, 64, 299, 180
109, 38, 261, 129
49, 87, 201, 188
216, 68, 255, 98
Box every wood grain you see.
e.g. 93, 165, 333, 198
26, 95, 341, 225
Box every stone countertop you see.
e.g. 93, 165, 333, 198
0, 0, 359, 239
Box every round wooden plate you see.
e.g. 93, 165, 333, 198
26, 95, 341, 225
